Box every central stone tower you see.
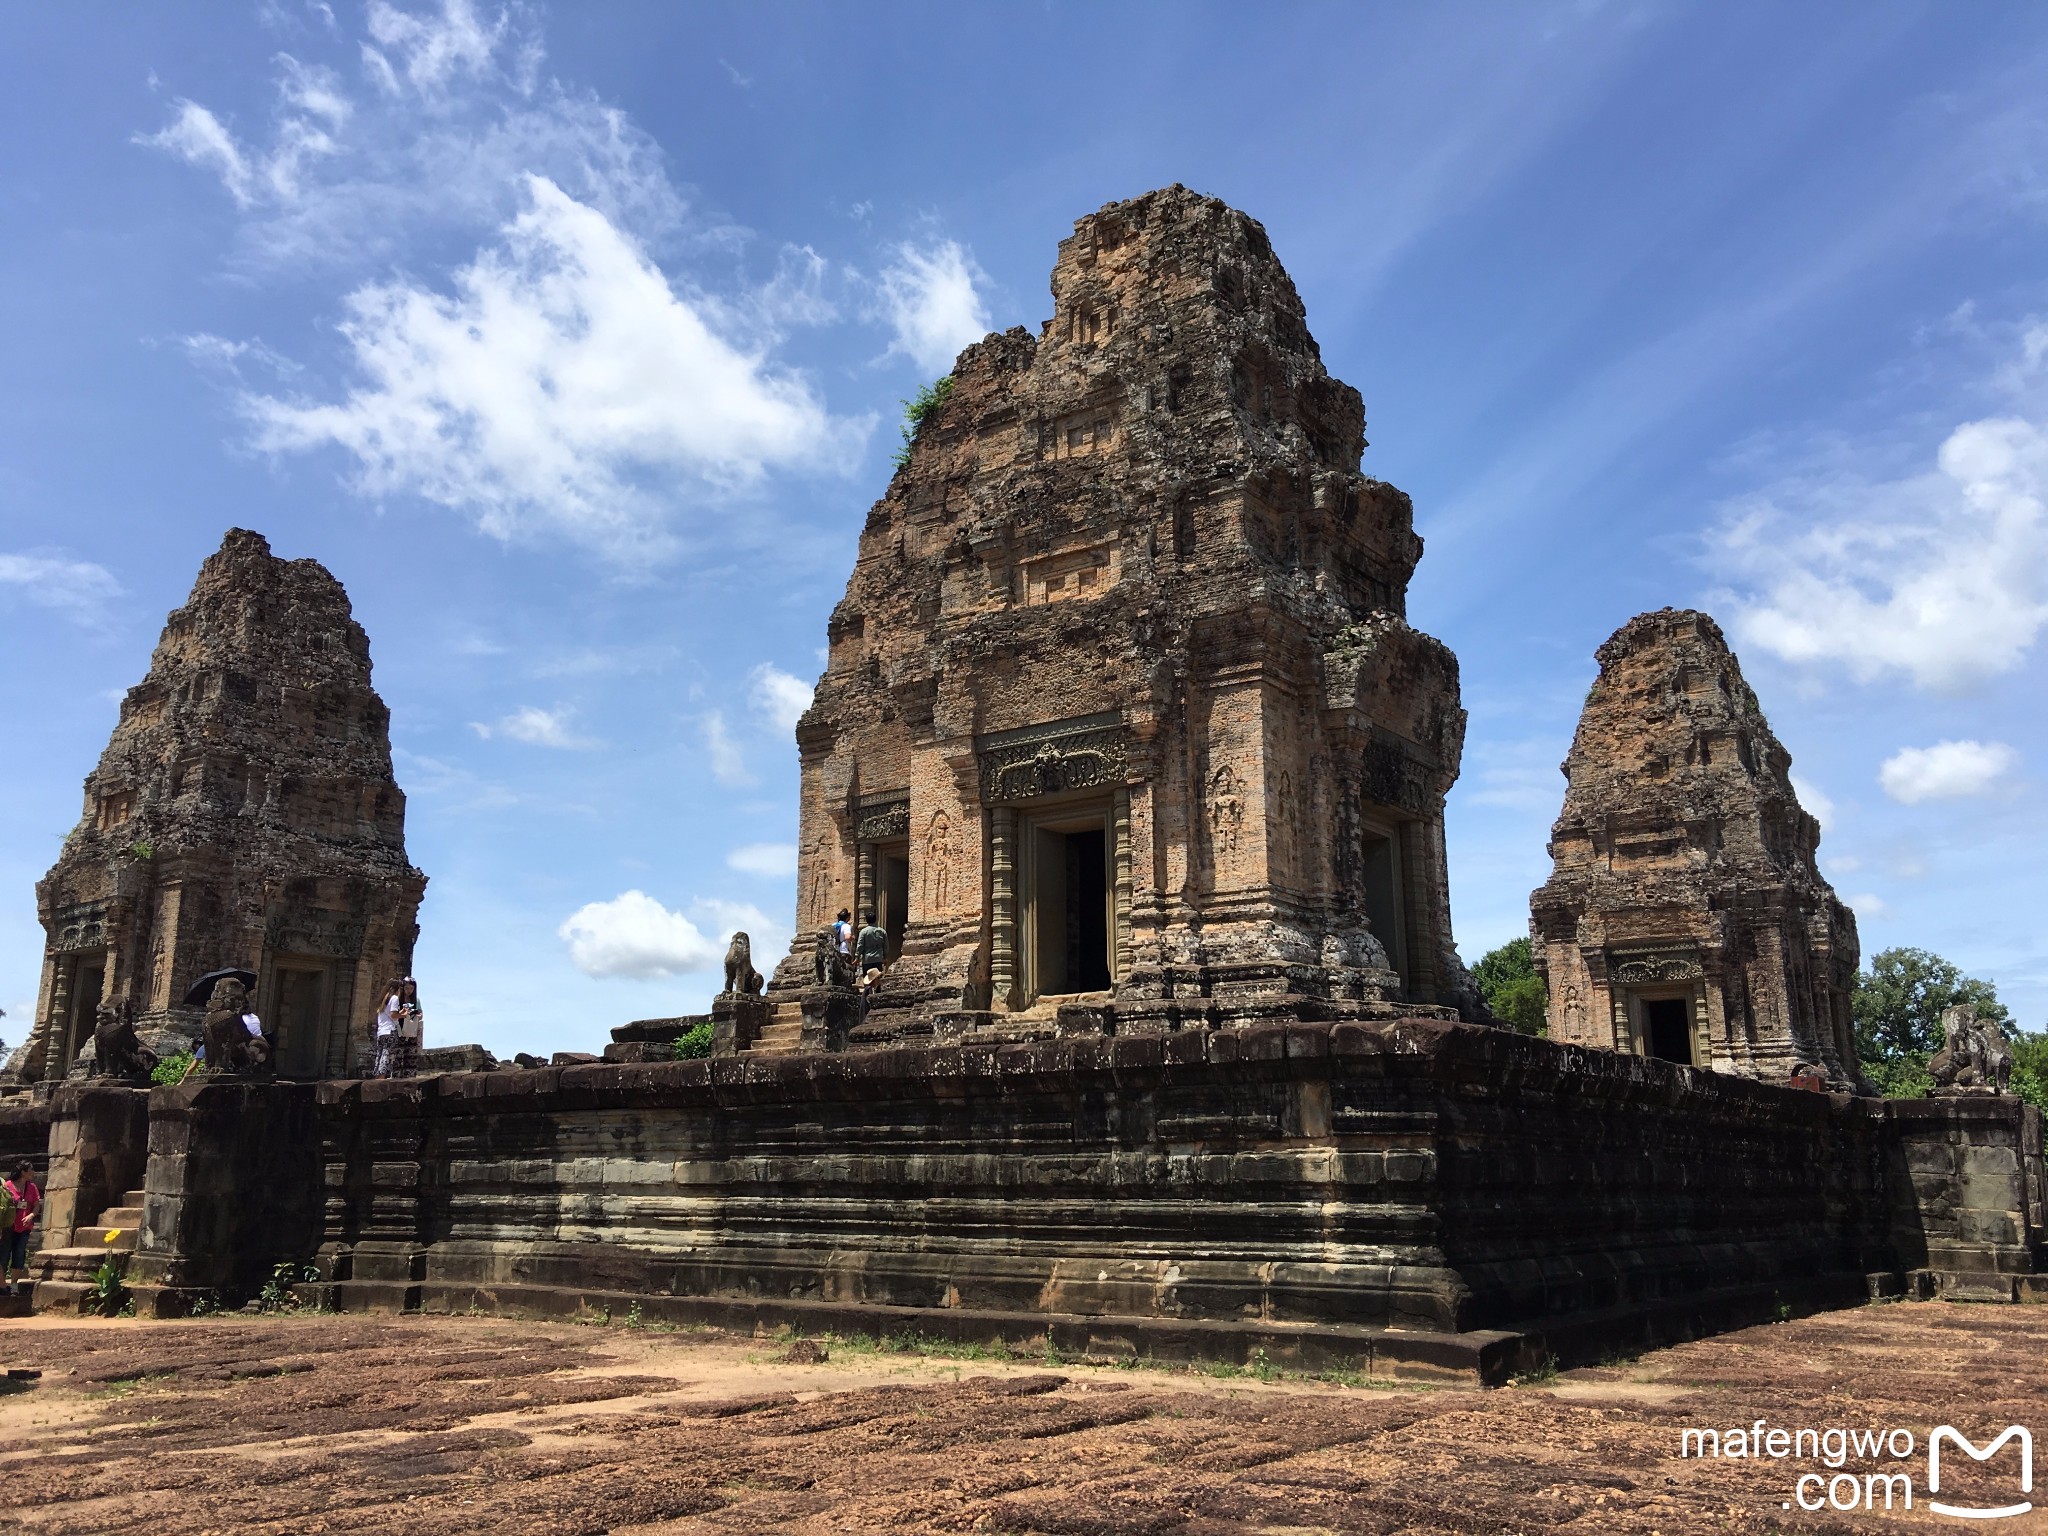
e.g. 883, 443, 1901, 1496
777, 187, 1475, 1038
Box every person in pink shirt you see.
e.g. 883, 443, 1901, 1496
2, 1160, 40, 1296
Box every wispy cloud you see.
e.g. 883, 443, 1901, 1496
702, 709, 750, 785
0, 552, 122, 623
877, 239, 991, 373
1878, 740, 2018, 803
1718, 407, 2048, 693
143, 3, 869, 560
469, 703, 599, 749
748, 662, 812, 736
1788, 773, 1836, 831
727, 842, 796, 877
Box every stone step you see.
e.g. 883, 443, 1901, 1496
32, 1245, 129, 1283
94, 1205, 144, 1230
29, 1280, 99, 1315
121, 1188, 147, 1208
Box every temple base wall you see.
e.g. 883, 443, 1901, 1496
28, 1022, 2046, 1376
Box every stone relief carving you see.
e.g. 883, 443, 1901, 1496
923, 811, 953, 909
1610, 950, 1703, 985
854, 791, 910, 843
50, 901, 108, 954
978, 716, 1128, 804
266, 915, 366, 960
1207, 765, 1244, 856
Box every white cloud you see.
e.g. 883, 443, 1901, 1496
1878, 740, 2018, 803
138, 101, 261, 207
1847, 892, 1890, 919
1717, 407, 2048, 693
878, 239, 991, 373
363, 0, 506, 97
0, 552, 122, 620
469, 704, 597, 749
749, 662, 812, 735
727, 842, 797, 877
1788, 774, 1834, 831
1824, 854, 1862, 874
556, 889, 783, 980
140, 3, 684, 273
557, 890, 720, 979
243, 176, 857, 557
702, 710, 750, 786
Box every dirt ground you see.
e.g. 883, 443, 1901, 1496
1, 1302, 2044, 1534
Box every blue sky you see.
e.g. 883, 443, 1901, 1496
3, 1, 2045, 1059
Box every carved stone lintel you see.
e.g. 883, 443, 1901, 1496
48, 900, 109, 954
1610, 950, 1703, 985
854, 790, 910, 843
266, 916, 367, 960
978, 713, 1128, 804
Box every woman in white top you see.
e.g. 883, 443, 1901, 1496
373, 977, 423, 1077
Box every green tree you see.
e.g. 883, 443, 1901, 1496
1474, 937, 1548, 1035
1853, 947, 2010, 1061
2010, 1027, 2048, 1112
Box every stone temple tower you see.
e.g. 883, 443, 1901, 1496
776, 186, 1477, 1038
4, 529, 426, 1085
1529, 608, 1860, 1084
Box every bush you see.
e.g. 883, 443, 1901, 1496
891, 375, 954, 468
671, 1021, 715, 1060
151, 1050, 197, 1087
1473, 938, 1547, 1035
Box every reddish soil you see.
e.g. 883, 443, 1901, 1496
1, 1302, 2044, 1533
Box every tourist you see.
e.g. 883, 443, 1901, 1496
833, 908, 854, 960
855, 910, 889, 989
374, 976, 424, 1078
2, 1160, 40, 1296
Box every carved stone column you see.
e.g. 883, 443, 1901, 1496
990, 806, 1016, 1009
1112, 788, 1132, 979
856, 843, 874, 925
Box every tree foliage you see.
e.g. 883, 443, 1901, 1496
1853, 947, 2010, 1063
1474, 937, 1548, 1035
1852, 946, 2022, 1100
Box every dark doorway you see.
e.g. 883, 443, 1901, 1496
64, 959, 105, 1071
1028, 818, 1111, 997
1644, 998, 1693, 1065
880, 850, 909, 960
274, 967, 327, 1079
1063, 827, 1109, 992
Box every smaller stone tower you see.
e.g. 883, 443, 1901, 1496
1529, 609, 1860, 1085
4, 529, 426, 1085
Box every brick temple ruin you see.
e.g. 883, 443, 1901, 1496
1, 529, 425, 1088
1530, 610, 1862, 1085
771, 184, 1476, 1042
1, 190, 2041, 1369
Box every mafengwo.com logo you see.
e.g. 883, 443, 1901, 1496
1678, 1419, 2032, 1518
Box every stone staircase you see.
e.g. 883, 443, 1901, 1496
746, 1001, 805, 1056
28, 1187, 144, 1313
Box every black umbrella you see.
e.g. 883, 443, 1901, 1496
182, 968, 258, 1008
